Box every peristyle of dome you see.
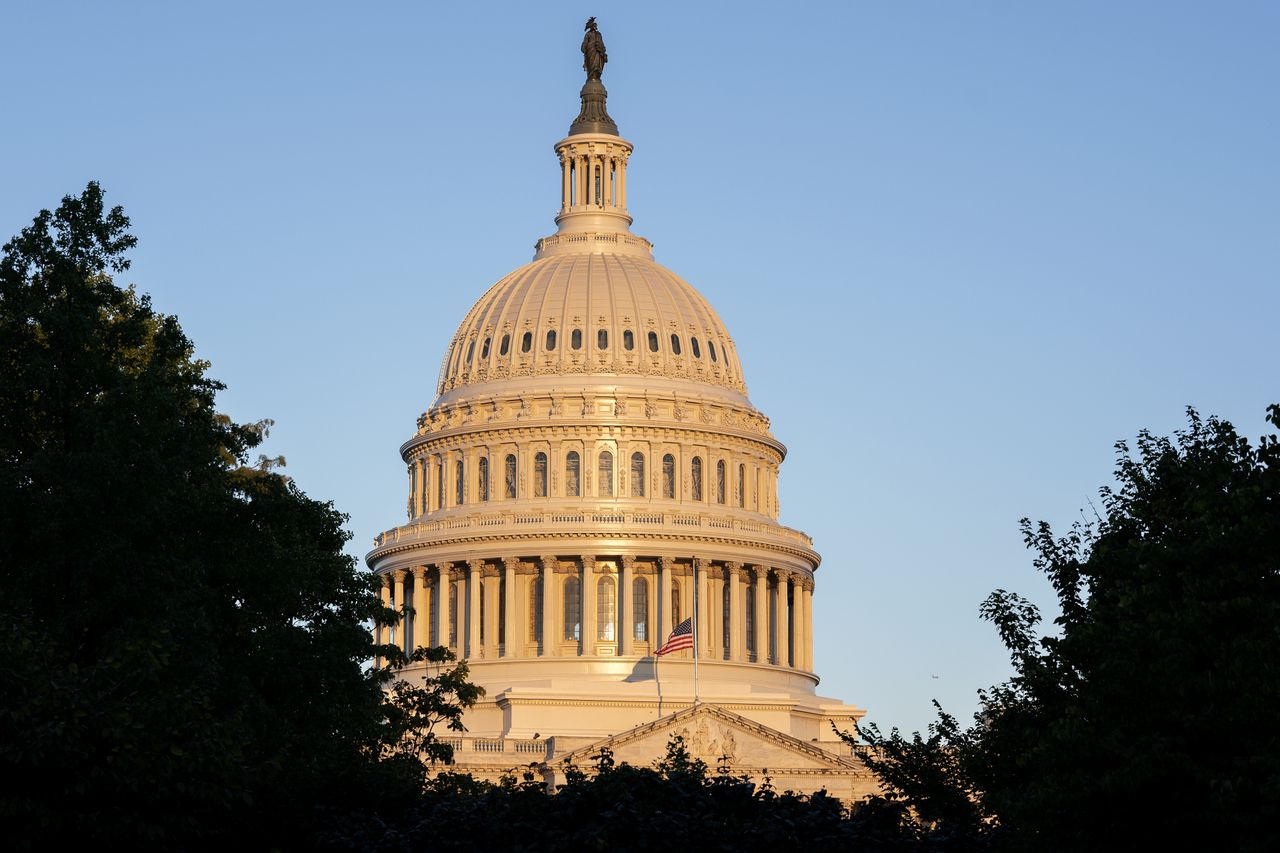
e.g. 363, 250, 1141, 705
367, 24, 870, 799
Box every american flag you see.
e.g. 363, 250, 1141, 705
655, 617, 694, 656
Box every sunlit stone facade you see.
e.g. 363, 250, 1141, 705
367, 36, 873, 798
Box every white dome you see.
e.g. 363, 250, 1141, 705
436, 252, 748, 405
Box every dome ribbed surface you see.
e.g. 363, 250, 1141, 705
436, 252, 747, 397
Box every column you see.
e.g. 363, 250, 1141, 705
753, 567, 767, 664
602, 153, 612, 208
412, 566, 429, 652
695, 558, 712, 658
541, 555, 557, 656
453, 566, 466, 655
618, 155, 627, 209
433, 566, 448, 650
620, 556, 634, 656
803, 579, 814, 671
659, 557, 673, 643
502, 557, 517, 657
727, 562, 744, 662
561, 153, 571, 211
467, 560, 482, 659
582, 556, 596, 654
394, 569, 410, 654
577, 154, 588, 209
711, 567, 724, 659
788, 573, 798, 666
484, 567, 500, 659
778, 573, 791, 667
376, 573, 391, 665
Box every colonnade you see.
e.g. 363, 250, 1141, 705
373, 555, 815, 673
559, 147, 628, 213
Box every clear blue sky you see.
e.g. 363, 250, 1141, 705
4, 1, 1276, 735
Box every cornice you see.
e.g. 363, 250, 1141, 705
366, 526, 820, 570
401, 413, 785, 461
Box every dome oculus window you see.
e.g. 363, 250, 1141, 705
565, 450, 581, 497
632, 577, 648, 641
630, 452, 645, 497
545, 329, 557, 351
597, 329, 608, 349
691, 337, 701, 358
647, 331, 659, 352
623, 329, 635, 350
466, 340, 475, 362
670, 334, 682, 355
534, 452, 548, 497
520, 332, 532, 354
598, 450, 614, 497
500, 334, 510, 356
563, 577, 581, 641
480, 337, 491, 359
571, 329, 583, 350
709, 341, 717, 362
597, 576, 616, 641
529, 577, 543, 641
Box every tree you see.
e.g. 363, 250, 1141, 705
0, 183, 413, 846
317, 735, 928, 851
847, 406, 1280, 852
379, 644, 485, 767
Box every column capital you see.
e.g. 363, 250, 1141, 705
691, 556, 706, 571
658, 555, 676, 571
466, 558, 484, 574
500, 556, 519, 571
540, 554, 558, 571
581, 555, 596, 571
392, 568, 408, 582
620, 554, 636, 570
726, 561, 743, 576
411, 565, 427, 581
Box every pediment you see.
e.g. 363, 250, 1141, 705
558, 703, 861, 775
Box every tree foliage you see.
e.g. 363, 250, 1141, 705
317, 735, 936, 851
378, 644, 484, 767
0, 183, 428, 846
847, 406, 1280, 852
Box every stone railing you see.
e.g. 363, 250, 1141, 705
371, 507, 814, 552
439, 737, 550, 759
534, 231, 653, 254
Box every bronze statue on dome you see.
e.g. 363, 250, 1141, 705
582, 17, 607, 81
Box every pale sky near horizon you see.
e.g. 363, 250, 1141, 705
3, 1, 1276, 735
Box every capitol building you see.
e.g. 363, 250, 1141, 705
369, 23, 874, 799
